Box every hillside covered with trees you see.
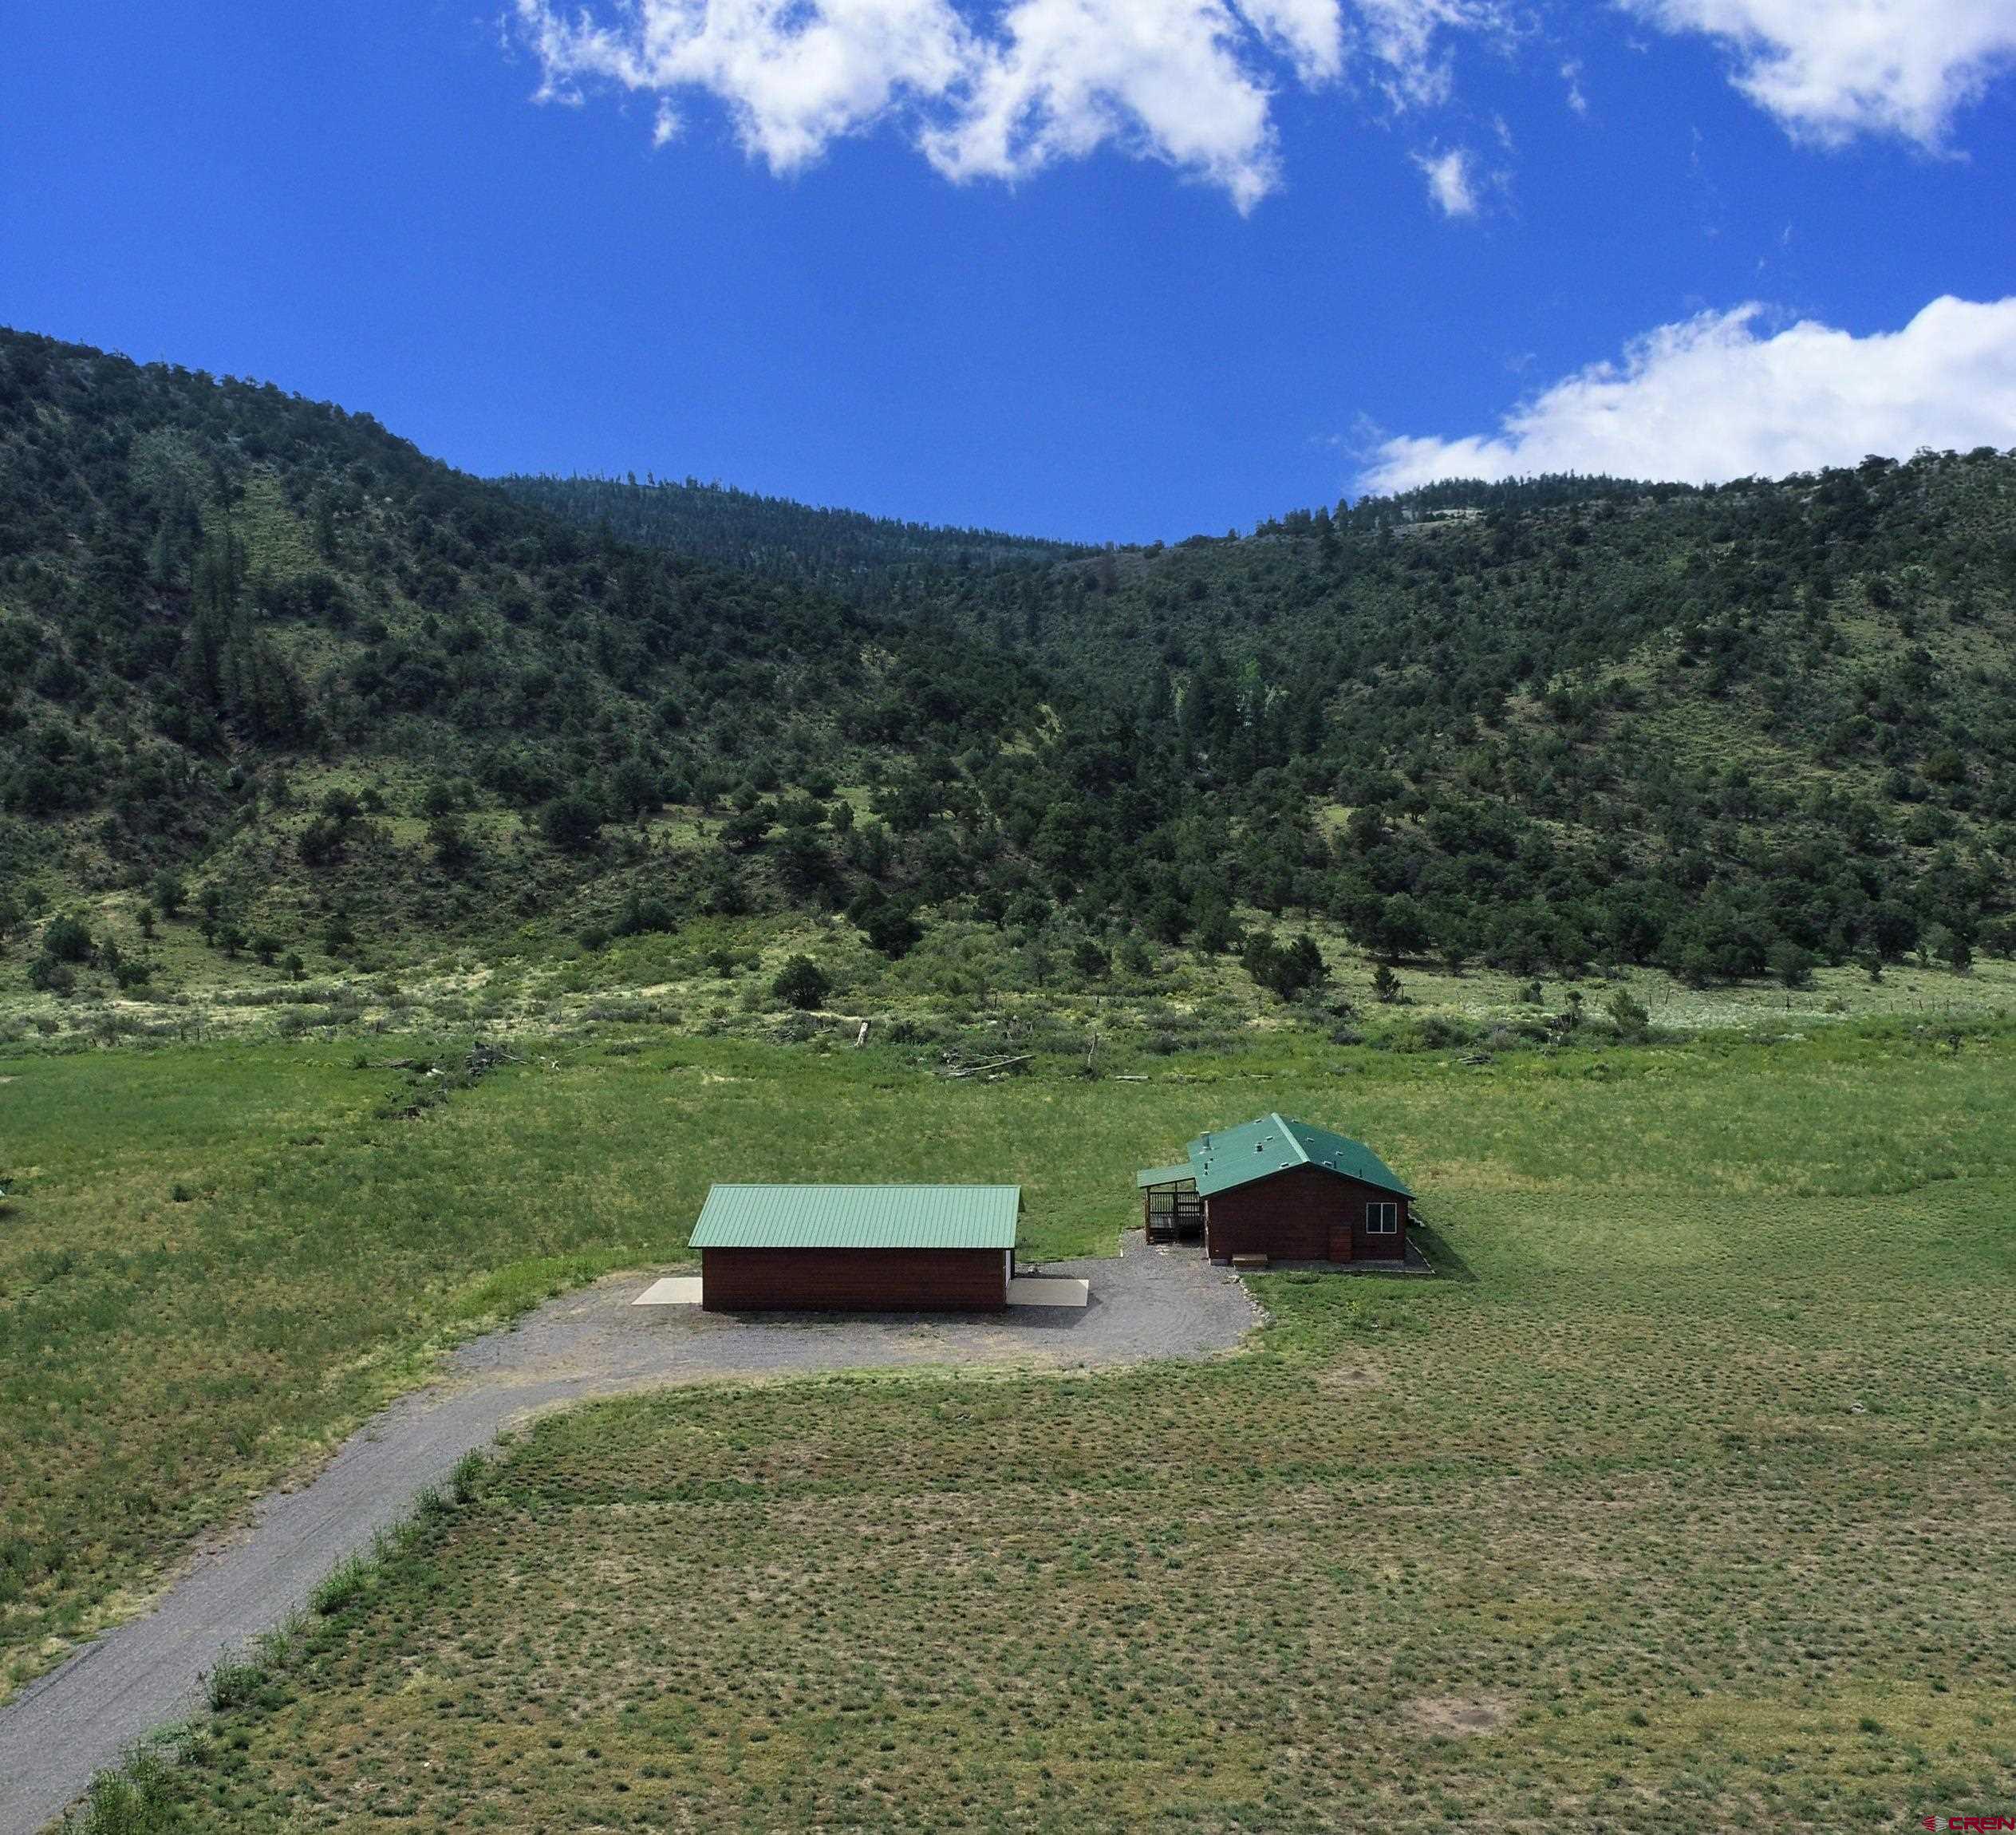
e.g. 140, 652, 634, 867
495, 472, 1087, 606
3, 324, 2014, 1003
523, 450, 2016, 982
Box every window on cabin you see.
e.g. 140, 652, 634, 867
1365, 1202, 1399, 1236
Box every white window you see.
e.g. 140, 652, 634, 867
1365, 1202, 1399, 1236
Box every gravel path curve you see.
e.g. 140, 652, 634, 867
0, 1236, 1257, 1834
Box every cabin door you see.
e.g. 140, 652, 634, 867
1328, 1218, 1354, 1263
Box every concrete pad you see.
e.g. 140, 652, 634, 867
1008, 1276, 1091, 1308
632, 1277, 704, 1307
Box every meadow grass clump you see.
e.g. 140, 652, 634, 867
308, 1551, 374, 1617
203, 1655, 266, 1713
67, 1748, 186, 1835
448, 1449, 489, 1505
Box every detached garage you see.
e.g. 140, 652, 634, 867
691, 1184, 1021, 1312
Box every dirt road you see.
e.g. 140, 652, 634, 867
0, 1237, 1257, 1833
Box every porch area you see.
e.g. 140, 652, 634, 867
1136, 1163, 1204, 1245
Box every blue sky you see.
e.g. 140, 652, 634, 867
3, 1, 2013, 543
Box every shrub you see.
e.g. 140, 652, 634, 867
1768, 941, 1816, 989
298, 816, 346, 868
41, 915, 93, 963
73, 1750, 184, 1835
450, 1450, 488, 1505
430, 816, 477, 875
204, 1653, 266, 1711
1606, 989, 1651, 1039
539, 794, 605, 855
1192, 903, 1241, 956
1116, 933, 1155, 977
1072, 937, 1111, 981
850, 890, 922, 959
720, 805, 773, 852
614, 894, 675, 937
771, 957, 830, 1011
1245, 933, 1324, 1000
311, 1551, 373, 1616
28, 956, 77, 996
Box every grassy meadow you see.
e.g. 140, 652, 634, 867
6, 1020, 2014, 1832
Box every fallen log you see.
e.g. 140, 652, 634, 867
938, 1054, 1032, 1079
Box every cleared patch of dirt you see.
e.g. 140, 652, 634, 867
1407, 1695, 1512, 1737
1315, 1363, 1387, 1394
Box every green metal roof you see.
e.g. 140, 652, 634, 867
689, 1185, 1022, 1251
1183, 1114, 1412, 1200
1135, 1162, 1197, 1190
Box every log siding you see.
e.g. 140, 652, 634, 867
700, 1245, 1010, 1312
1205, 1164, 1409, 1265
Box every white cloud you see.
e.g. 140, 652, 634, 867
1350, 0, 1505, 107
1413, 144, 1477, 214
513, 0, 1493, 205
1236, 0, 1348, 79
1361, 295, 2016, 491
514, 0, 974, 175
1620, 0, 2016, 146
511, 0, 2016, 197
917, 0, 1293, 211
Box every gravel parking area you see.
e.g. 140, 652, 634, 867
0, 1235, 1256, 1835
464, 1229, 1258, 1387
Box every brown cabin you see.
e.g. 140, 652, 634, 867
1138, 1113, 1412, 1265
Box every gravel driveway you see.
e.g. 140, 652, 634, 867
0, 1235, 1256, 1834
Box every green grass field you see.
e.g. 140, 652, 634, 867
9, 1023, 2016, 1831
